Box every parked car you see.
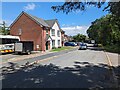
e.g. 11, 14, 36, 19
93, 44, 98, 47
64, 42, 75, 46
70, 42, 77, 46
79, 43, 87, 50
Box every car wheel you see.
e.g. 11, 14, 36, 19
27, 51, 31, 55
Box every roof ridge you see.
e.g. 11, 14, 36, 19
45, 19, 57, 21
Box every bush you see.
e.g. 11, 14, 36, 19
58, 46, 61, 48
52, 47, 56, 49
98, 44, 103, 47
104, 45, 120, 54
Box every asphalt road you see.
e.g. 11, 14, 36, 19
1, 47, 119, 88
1, 47, 78, 68
40, 49, 108, 67
0, 53, 20, 61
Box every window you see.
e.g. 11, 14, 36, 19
51, 29, 55, 36
0, 38, 19, 44
62, 36, 64, 41
57, 30, 60, 37
58, 40, 60, 46
18, 28, 22, 35
46, 34, 49, 41
52, 40, 55, 47
46, 34, 49, 38
46, 30, 48, 34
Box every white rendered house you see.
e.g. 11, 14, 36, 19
45, 19, 62, 49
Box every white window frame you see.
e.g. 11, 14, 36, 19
51, 29, 55, 36
52, 40, 55, 47
57, 30, 60, 37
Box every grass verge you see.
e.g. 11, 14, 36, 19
51, 46, 74, 52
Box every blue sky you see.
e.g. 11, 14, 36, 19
2, 2, 108, 36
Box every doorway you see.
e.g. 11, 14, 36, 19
46, 41, 48, 50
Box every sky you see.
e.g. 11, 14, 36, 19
1, 2, 109, 36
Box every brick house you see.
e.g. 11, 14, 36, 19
64, 34, 69, 42
10, 11, 51, 51
60, 29, 65, 46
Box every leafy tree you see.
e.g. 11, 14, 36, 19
52, 0, 105, 14
73, 34, 86, 42
51, 0, 120, 17
0, 21, 10, 35
87, 14, 120, 46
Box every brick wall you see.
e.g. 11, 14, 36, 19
10, 13, 46, 51
61, 32, 65, 46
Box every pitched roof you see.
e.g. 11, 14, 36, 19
26, 12, 50, 27
60, 29, 65, 33
10, 11, 50, 28
45, 34, 52, 42
45, 19, 57, 27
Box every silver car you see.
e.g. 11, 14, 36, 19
79, 43, 87, 50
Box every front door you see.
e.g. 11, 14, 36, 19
46, 41, 48, 50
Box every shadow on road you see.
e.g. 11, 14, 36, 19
1, 61, 119, 89
1, 52, 14, 55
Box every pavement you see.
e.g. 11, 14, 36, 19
1, 46, 119, 88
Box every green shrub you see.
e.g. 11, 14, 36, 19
104, 45, 120, 54
98, 44, 103, 47
58, 46, 61, 48
52, 47, 56, 49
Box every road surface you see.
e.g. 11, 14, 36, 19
1, 48, 119, 88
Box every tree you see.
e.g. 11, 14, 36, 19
0, 21, 10, 35
87, 14, 120, 46
51, 0, 120, 18
52, 0, 105, 14
73, 34, 86, 42
103, 1, 120, 17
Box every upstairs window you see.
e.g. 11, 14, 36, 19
57, 30, 60, 37
51, 29, 55, 36
18, 28, 22, 35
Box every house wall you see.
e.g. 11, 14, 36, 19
10, 13, 46, 51
45, 29, 51, 50
50, 22, 61, 49
61, 32, 65, 46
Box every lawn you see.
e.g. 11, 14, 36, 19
51, 46, 74, 52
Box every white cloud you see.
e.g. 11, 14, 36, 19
23, 3, 36, 11
61, 25, 90, 36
